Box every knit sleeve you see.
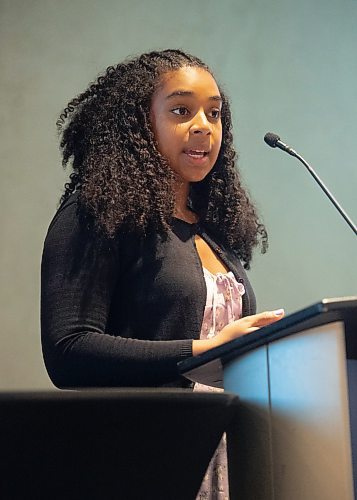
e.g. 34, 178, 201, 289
41, 197, 193, 388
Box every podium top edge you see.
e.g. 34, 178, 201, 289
178, 296, 357, 382
322, 296, 357, 307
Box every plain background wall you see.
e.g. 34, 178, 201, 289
1, 0, 356, 389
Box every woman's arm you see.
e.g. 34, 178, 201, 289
41, 198, 192, 388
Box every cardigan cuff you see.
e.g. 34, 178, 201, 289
180, 340, 193, 359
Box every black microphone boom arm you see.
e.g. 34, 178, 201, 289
264, 132, 357, 236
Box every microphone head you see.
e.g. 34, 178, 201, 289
264, 132, 280, 148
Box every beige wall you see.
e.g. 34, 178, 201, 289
1, 0, 356, 389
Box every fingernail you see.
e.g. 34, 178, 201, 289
273, 308, 284, 316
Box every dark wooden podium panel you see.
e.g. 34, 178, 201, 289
0, 389, 240, 500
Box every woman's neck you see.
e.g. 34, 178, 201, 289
173, 179, 198, 224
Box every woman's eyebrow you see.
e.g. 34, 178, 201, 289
166, 90, 222, 102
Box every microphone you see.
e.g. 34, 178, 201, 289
264, 132, 357, 236
264, 132, 297, 157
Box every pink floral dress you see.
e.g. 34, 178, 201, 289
195, 267, 245, 500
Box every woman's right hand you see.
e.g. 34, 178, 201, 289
192, 309, 284, 356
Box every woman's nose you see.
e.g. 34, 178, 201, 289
190, 111, 211, 135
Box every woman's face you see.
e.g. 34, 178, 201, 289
150, 66, 223, 184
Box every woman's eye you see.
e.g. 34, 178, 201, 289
171, 107, 189, 116
210, 109, 221, 119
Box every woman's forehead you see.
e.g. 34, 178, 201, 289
156, 66, 221, 98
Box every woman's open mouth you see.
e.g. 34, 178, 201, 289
184, 149, 209, 159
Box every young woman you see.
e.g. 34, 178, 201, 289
41, 49, 284, 390
41, 48, 284, 499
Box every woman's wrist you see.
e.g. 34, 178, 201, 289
192, 337, 220, 356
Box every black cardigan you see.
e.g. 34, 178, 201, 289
41, 193, 256, 388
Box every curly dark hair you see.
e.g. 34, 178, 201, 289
57, 49, 267, 268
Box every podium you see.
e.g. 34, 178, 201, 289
179, 297, 357, 500
0, 388, 240, 500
